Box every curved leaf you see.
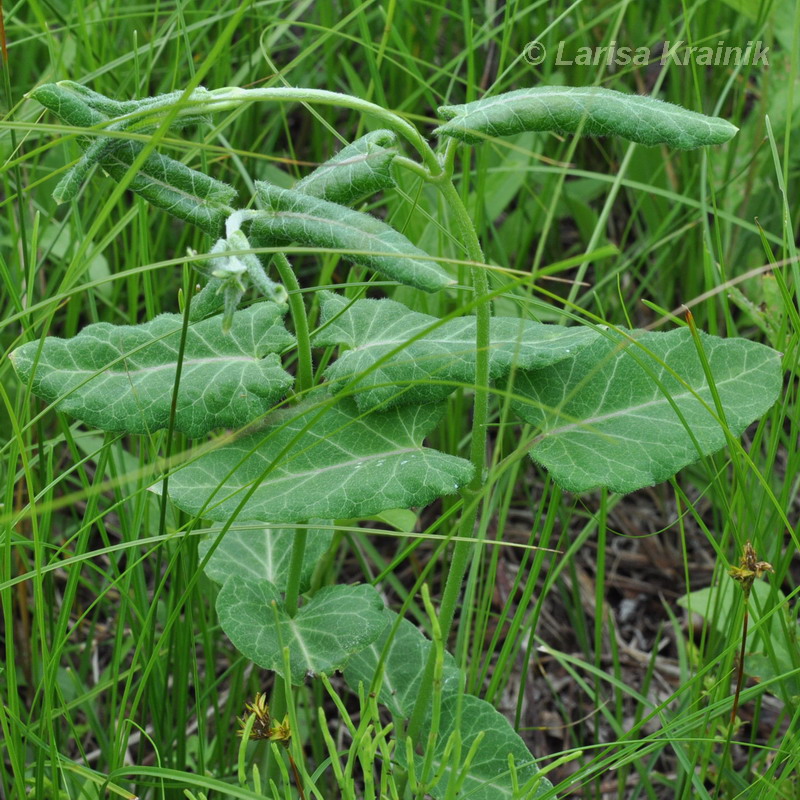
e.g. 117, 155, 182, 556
166, 394, 473, 523
511, 327, 782, 493
435, 86, 738, 149
315, 291, 599, 409
294, 129, 398, 205
251, 183, 454, 292
199, 522, 334, 592
10, 304, 294, 438
216, 577, 388, 684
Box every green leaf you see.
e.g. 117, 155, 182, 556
199, 522, 333, 593
294, 129, 398, 205
98, 141, 237, 236
678, 580, 800, 700
511, 327, 782, 493
315, 291, 599, 409
343, 611, 461, 718
403, 694, 552, 800
251, 183, 454, 293
165, 394, 473, 523
10, 304, 294, 438
435, 86, 738, 149
31, 82, 236, 232
216, 577, 388, 684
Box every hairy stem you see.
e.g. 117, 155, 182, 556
271, 253, 313, 396
283, 528, 309, 619
406, 172, 489, 743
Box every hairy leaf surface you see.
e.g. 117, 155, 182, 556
216, 578, 387, 684
251, 183, 453, 292
294, 129, 397, 205
199, 522, 333, 592
10, 305, 293, 438
166, 394, 473, 523
512, 327, 782, 492
435, 86, 738, 148
315, 291, 598, 408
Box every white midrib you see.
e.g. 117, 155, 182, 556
534, 367, 755, 441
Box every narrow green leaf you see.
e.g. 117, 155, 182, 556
216, 578, 388, 684
97, 140, 237, 236
511, 327, 782, 493
31, 83, 236, 232
199, 522, 333, 593
343, 611, 461, 718
10, 305, 294, 438
294, 129, 398, 205
435, 86, 738, 149
402, 694, 552, 800
315, 291, 599, 409
251, 183, 454, 293
165, 394, 473, 523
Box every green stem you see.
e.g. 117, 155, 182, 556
124, 84, 442, 175
271, 253, 313, 396
283, 527, 309, 618
406, 174, 489, 743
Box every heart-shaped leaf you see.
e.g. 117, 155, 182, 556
166, 394, 473, 523
199, 522, 334, 593
511, 327, 782, 493
435, 86, 738, 149
343, 611, 461, 718
216, 577, 387, 683
251, 183, 454, 292
294, 129, 397, 205
315, 291, 599, 409
10, 304, 294, 438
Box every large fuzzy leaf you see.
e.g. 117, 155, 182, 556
216, 577, 387, 684
511, 327, 782, 493
199, 522, 333, 593
401, 694, 552, 799
165, 394, 473, 523
315, 291, 598, 409
343, 611, 461, 718
294, 130, 398, 205
435, 86, 738, 149
10, 305, 294, 438
251, 183, 453, 292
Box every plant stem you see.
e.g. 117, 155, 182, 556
271, 253, 313, 396
130, 85, 442, 175
406, 172, 489, 743
284, 527, 309, 618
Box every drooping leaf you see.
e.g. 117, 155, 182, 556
343, 611, 461, 718
165, 394, 473, 522
435, 86, 738, 149
31, 83, 236, 232
315, 291, 598, 409
401, 694, 553, 800
511, 327, 782, 493
251, 183, 454, 293
97, 140, 237, 235
199, 522, 334, 593
294, 129, 398, 205
216, 577, 388, 684
10, 304, 294, 438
